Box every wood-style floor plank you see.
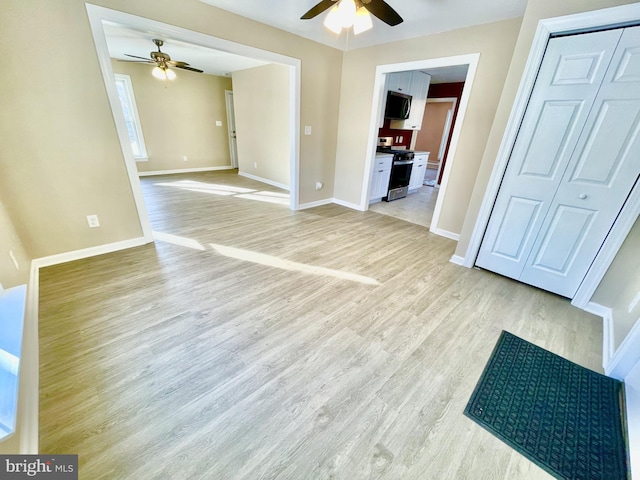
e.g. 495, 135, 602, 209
38, 170, 603, 479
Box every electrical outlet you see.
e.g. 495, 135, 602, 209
183, 155, 188, 162
254, 162, 258, 169
87, 215, 100, 228
305, 126, 312, 135
216, 121, 223, 127
9, 250, 19, 270
315, 182, 323, 190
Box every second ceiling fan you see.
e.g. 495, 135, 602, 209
122, 39, 204, 80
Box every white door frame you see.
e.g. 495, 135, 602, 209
361, 53, 480, 241
462, 3, 640, 309
85, 4, 301, 215
225, 90, 238, 169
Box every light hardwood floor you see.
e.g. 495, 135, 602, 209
38, 170, 603, 479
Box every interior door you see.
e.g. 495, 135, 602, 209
477, 27, 640, 298
225, 90, 238, 169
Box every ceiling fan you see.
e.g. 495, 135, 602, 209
122, 39, 203, 80
301, 0, 403, 33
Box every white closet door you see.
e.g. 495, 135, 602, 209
476, 29, 623, 286
479, 27, 640, 298
520, 26, 640, 297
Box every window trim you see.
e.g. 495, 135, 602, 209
114, 73, 148, 161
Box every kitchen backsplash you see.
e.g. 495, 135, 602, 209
378, 119, 413, 149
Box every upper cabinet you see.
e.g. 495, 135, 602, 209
388, 71, 431, 131
387, 72, 412, 94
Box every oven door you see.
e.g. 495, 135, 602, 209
388, 160, 413, 189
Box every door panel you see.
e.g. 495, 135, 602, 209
528, 204, 596, 273
476, 29, 623, 285
569, 100, 640, 185
518, 100, 584, 178
491, 197, 542, 266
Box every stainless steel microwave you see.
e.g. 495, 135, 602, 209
384, 91, 412, 120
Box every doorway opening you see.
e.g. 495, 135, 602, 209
362, 54, 479, 240
86, 4, 301, 243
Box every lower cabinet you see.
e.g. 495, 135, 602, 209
409, 153, 429, 192
370, 155, 393, 201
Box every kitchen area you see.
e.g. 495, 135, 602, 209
368, 67, 467, 228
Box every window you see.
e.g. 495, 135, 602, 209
114, 74, 148, 160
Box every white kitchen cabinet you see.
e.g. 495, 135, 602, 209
369, 155, 393, 201
409, 153, 429, 192
386, 72, 412, 94
391, 72, 431, 130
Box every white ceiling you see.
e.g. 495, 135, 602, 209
104, 0, 523, 82
197, 0, 527, 51
104, 22, 269, 77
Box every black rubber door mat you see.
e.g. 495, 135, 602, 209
464, 331, 630, 480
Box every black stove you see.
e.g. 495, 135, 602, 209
377, 148, 414, 201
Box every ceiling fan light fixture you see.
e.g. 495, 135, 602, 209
323, 6, 343, 34
151, 65, 176, 81
337, 0, 357, 28
353, 7, 373, 35
152, 66, 167, 80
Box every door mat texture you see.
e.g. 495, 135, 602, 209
464, 331, 630, 480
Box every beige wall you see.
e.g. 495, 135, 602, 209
333, 18, 522, 234
112, 61, 233, 173
232, 64, 291, 187
0, 198, 30, 288
592, 218, 640, 350
455, 0, 640, 258
0, 0, 342, 259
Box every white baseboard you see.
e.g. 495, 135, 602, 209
297, 198, 334, 210
32, 237, 150, 270
237, 172, 290, 191
606, 316, 640, 380
332, 197, 365, 211
429, 227, 460, 241
450, 255, 465, 266
583, 303, 615, 371
138, 166, 235, 176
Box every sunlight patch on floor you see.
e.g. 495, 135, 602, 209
155, 180, 255, 193
154, 180, 290, 205
236, 191, 289, 205
153, 231, 206, 251
209, 243, 380, 285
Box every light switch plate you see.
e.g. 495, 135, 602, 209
304, 126, 312, 135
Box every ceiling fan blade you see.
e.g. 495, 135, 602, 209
301, 0, 336, 19
117, 59, 155, 64
175, 65, 204, 73
167, 60, 190, 67
362, 0, 403, 26
125, 54, 153, 61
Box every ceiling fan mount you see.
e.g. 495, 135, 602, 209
122, 39, 204, 74
301, 0, 403, 27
